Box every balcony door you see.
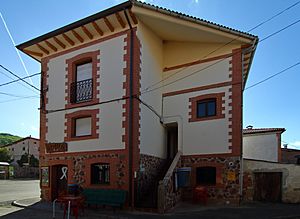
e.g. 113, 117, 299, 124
71, 62, 93, 103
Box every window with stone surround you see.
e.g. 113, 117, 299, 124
91, 163, 110, 184
65, 109, 99, 141
189, 92, 225, 122
66, 51, 99, 108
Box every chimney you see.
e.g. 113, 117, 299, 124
246, 125, 253, 129
283, 144, 288, 149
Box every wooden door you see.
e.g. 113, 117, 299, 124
51, 165, 68, 200
254, 172, 282, 202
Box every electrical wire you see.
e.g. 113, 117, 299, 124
0, 65, 40, 92
141, 0, 300, 92
0, 91, 39, 98
141, 18, 300, 95
0, 72, 41, 88
0, 95, 39, 104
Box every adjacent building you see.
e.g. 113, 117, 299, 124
1, 136, 40, 166
17, 0, 258, 209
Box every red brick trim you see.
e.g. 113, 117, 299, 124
230, 48, 242, 156
40, 58, 49, 157
163, 53, 232, 72
189, 92, 225, 122
276, 133, 282, 162
163, 81, 232, 97
65, 51, 100, 109
64, 109, 99, 142
122, 29, 141, 207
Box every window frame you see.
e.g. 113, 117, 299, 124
90, 163, 110, 185
66, 51, 100, 109
65, 109, 99, 142
196, 98, 217, 118
196, 166, 217, 186
189, 92, 225, 122
73, 116, 92, 138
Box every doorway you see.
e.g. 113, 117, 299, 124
254, 172, 282, 202
51, 165, 68, 200
166, 124, 178, 160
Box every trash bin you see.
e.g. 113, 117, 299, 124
176, 167, 191, 187
68, 184, 78, 196
193, 186, 208, 205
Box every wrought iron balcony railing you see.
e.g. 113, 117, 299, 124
70, 78, 93, 103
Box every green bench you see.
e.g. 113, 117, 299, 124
82, 189, 126, 209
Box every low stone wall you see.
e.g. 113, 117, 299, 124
243, 159, 300, 203
14, 166, 39, 178
136, 154, 165, 204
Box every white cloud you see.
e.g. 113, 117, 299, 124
193, 0, 199, 3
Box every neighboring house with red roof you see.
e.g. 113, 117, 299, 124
281, 148, 300, 164
16, 0, 258, 210
1, 136, 40, 166
243, 127, 285, 162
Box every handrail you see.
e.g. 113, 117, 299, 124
161, 151, 182, 185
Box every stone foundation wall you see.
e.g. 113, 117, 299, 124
180, 155, 241, 203
40, 150, 128, 201
136, 154, 166, 202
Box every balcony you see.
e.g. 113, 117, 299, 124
70, 78, 93, 103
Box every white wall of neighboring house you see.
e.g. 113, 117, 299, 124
5, 138, 40, 165
243, 133, 279, 162
46, 34, 127, 152
138, 21, 166, 159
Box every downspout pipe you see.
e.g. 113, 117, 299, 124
124, 9, 134, 208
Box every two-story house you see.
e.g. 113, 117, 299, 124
17, 0, 258, 210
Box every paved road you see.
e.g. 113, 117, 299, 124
0, 179, 40, 204
0, 202, 300, 219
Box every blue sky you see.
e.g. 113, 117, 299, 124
0, 0, 299, 149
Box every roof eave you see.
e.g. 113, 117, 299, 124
16, 1, 132, 51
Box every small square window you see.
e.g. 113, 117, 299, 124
74, 117, 92, 137
197, 99, 216, 118
196, 166, 216, 186
91, 163, 110, 184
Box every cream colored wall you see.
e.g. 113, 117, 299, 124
244, 159, 300, 203
138, 21, 166, 159
243, 133, 279, 162
46, 34, 126, 152
163, 86, 231, 155
163, 41, 239, 69
6, 138, 40, 165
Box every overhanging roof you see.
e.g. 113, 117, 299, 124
243, 128, 286, 135
16, 0, 258, 86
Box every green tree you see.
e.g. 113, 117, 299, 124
0, 147, 12, 162
17, 153, 29, 167
29, 155, 39, 167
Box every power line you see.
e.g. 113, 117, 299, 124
0, 72, 40, 88
0, 65, 40, 92
0, 95, 39, 104
141, 0, 300, 92
0, 12, 34, 85
141, 18, 300, 95
244, 61, 300, 90
0, 91, 39, 98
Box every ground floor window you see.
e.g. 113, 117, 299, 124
91, 163, 110, 184
196, 166, 216, 186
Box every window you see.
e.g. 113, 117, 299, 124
65, 109, 99, 141
23, 147, 25, 151
196, 166, 216, 186
71, 62, 93, 103
189, 92, 225, 122
12, 148, 14, 151
91, 163, 110, 184
74, 117, 92, 137
197, 99, 216, 118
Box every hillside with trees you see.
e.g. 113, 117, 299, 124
0, 133, 22, 146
